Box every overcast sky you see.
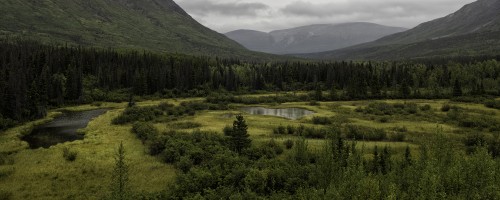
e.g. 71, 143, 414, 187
175, 0, 476, 33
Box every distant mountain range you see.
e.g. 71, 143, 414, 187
0, 0, 258, 58
225, 23, 407, 54
301, 0, 500, 60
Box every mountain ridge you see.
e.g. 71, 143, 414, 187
301, 0, 500, 60
225, 22, 407, 54
0, 0, 257, 58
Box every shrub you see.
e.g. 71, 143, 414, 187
0, 190, 12, 200
345, 125, 387, 141
441, 104, 451, 112
177, 156, 194, 173
112, 106, 162, 124
223, 125, 233, 136
392, 126, 408, 133
273, 125, 287, 135
404, 103, 418, 114
304, 127, 329, 139
484, 100, 500, 110
389, 131, 406, 142
62, 147, 77, 162
0, 116, 16, 131
420, 104, 432, 111
464, 133, 487, 154
311, 116, 332, 125
309, 100, 320, 106
132, 122, 158, 142
284, 139, 294, 149
171, 122, 202, 129
266, 139, 283, 155
286, 125, 296, 135
379, 116, 390, 123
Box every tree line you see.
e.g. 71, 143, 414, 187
1, 39, 500, 129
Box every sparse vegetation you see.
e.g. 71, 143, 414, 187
62, 147, 77, 162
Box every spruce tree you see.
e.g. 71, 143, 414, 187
229, 115, 251, 153
111, 142, 130, 200
453, 79, 463, 97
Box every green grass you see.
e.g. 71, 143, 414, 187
0, 109, 174, 199
0, 97, 498, 199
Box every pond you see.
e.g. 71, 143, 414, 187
241, 107, 314, 120
22, 109, 108, 149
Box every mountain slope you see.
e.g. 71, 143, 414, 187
0, 0, 251, 57
303, 0, 500, 60
225, 23, 407, 54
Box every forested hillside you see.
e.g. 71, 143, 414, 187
1, 40, 500, 130
0, 0, 256, 58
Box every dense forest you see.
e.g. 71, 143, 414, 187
1, 40, 500, 130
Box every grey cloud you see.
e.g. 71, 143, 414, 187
281, 0, 469, 18
179, 0, 269, 17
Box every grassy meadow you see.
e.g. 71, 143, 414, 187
0, 95, 499, 199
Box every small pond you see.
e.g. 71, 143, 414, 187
241, 107, 314, 120
22, 109, 108, 149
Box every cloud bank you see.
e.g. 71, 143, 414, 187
175, 0, 476, 33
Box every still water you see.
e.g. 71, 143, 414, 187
241, 107, 314, 120
22, 109, 107, 149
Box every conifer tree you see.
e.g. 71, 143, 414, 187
111, 142, 130, 200
453, 79, 463, 97
228, 115, 251, 153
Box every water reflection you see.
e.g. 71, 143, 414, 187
241, 107, 314, 120
22, 109, 107, 149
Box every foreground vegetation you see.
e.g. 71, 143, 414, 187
1, 95, 500, 199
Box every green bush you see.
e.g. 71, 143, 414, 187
311, 116, 332, 125
284, 139, 294, 149
177, 156, 194, 173
0, 190, 12, 200
420, 104, 432, 111
379, 116, 390, 123
286, 125, 296, 135
171, 122, 202, 129
484, 100, 500, 110
62, 147, 77, 162
0, 116, 16, 131
309, 100, 320, 106
346, 125, 387, 141
132, 122, 158, 142
112, 106, 162, 124
389, 131, 406, 142
441, 104, 451, 112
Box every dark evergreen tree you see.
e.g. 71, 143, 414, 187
228, 115, 251, 153
453, 79, 463, 97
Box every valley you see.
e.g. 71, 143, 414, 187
1, 0, 500, 199
1, 94, 499, 199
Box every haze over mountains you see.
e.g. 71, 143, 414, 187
0, 0, 252, 57
225, 23, 407, 55
302, 0, 500, 60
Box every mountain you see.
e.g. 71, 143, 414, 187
0, 0, 253, 57
302, 0, 500, 60
225, 23, 407, 54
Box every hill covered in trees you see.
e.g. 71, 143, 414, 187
0, 0, 259, 58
